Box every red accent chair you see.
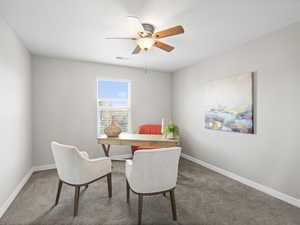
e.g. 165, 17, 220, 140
131, 124, 162, 154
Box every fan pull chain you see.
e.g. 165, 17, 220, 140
144, 51, 149, 75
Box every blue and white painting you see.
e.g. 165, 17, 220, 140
204, 73, 254, 134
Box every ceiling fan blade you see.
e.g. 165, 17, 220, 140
105, 37, 137, 40
127, 16, 145, 34
153, 25, 184, 39
132, 45, 141, 54
154, 41, 174, 52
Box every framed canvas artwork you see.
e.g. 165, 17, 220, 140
204, 72, 254, 134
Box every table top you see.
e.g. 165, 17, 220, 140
97, 133, 179, 147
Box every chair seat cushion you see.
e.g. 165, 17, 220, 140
136, 146, 160, 150
132, 146, 160, 153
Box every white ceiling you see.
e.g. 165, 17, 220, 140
1, 0, 300, 72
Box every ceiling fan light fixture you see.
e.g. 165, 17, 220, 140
137, 37, 155, 50
105, 18, 184, 54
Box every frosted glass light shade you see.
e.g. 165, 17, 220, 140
137, 37, 155, 50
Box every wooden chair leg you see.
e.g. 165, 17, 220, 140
74, 186, 80, 217
107, 173, 112, 198
126, 179, 130, 203
55, 180, 63, 206
170, 189, 177, 221
138, 194, 143, 225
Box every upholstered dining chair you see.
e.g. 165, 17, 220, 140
51, 141, 112, 216
131, 124, 162, 154
125, 147, 181, 225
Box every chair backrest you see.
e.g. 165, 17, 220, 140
129, 147, 181, 193
137, 124, 162, 135
51, 141, 84, 184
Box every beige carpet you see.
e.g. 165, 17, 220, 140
1, 159, 300, 225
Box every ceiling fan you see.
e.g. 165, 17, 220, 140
105, 16, 184, 54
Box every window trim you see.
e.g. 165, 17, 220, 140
96, 79, 132, 135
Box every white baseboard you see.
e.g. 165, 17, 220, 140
31, 154, 132, 170
0, 163, 57, 218
0, 153, 133, 218
0, 168, 33, 218
31, 153, 132, 171
110, 154, 132, 161
32, 164, 56, 172
181, 153, 300, 208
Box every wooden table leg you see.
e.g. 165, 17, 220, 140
101, 144, 110, 157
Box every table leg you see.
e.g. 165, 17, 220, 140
101, 144, 110, 157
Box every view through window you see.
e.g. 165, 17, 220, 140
97, 80, 130, 136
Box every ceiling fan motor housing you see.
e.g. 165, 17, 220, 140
142, 23, 155, 36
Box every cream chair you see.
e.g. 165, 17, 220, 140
125, 147, 181, 225
51, 141, 112, 216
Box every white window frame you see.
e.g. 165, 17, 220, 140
96, 79, 131, 136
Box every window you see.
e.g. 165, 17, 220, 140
97, 80, 130, 136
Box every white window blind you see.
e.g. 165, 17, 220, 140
97, 80, 130, 136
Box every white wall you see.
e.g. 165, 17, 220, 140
0, 18, 32, 212
172, 22, 300, 199
32, 56, 172, 166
